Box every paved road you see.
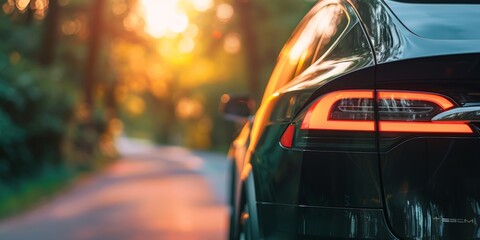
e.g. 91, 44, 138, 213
0, 138, 230, 240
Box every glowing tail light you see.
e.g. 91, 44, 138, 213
300, 90, 473, 133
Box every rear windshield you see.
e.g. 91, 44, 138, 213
386, 0, 480, 40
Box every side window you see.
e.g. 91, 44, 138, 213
261, 3, 349, 103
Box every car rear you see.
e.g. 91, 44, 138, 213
244, 0, 480, 239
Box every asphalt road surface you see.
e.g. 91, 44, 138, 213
0, 138, 229, 240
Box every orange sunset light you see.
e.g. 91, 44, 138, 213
139, 0, 188, 38
139, 0, 213, 38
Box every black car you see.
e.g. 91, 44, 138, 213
221, 0, 480, 239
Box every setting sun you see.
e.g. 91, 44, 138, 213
140, 0, 189, 38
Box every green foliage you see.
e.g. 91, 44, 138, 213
0, 0, 117, 217
0, 57, 77, 181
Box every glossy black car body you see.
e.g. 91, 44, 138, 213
224, 0, 480, 239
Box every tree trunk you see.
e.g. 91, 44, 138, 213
84, 0, 105, 109
234, 0, 262, 98
39, 0, 60, 66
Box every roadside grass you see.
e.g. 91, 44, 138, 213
0, 154, 118, 221
0, 136, 119, 221
0, 165, 75, 220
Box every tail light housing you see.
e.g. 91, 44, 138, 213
281, 90, 474, 149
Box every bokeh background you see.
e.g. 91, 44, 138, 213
0, 0, 314, 219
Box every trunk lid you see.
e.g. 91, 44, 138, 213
376, 53, 480, 239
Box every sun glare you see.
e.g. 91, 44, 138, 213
140, 0, 189, 38
192, 0, 213, 12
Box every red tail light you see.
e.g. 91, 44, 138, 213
300, 90, 473, 133
280, 124, 295, 148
